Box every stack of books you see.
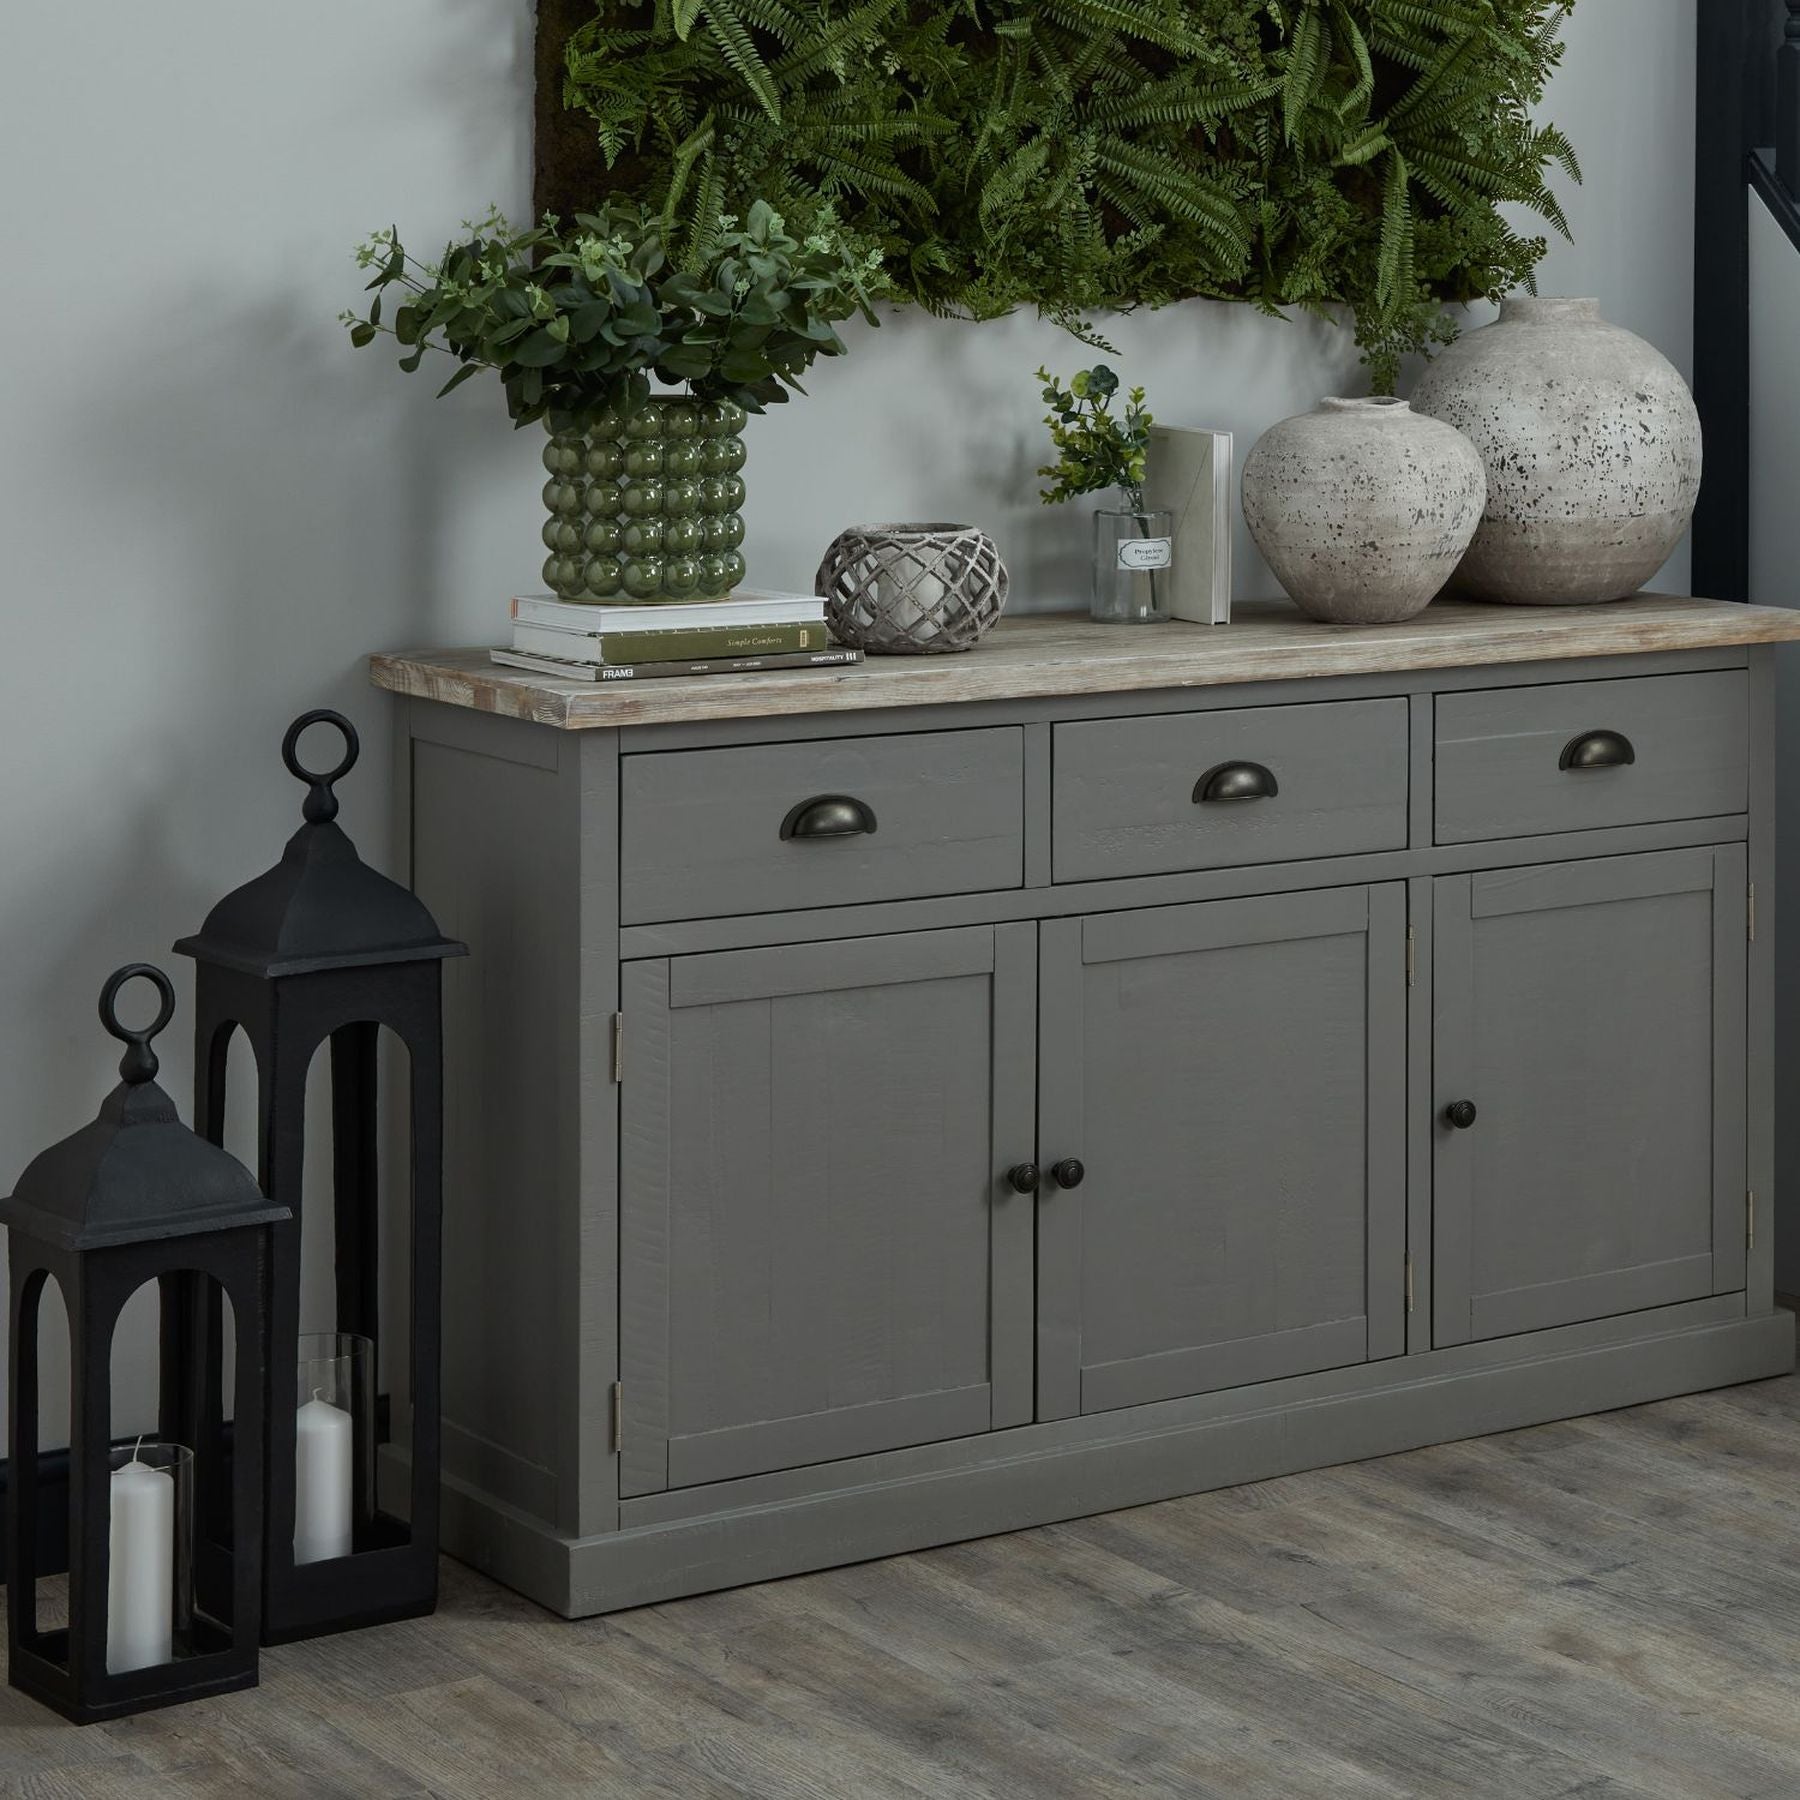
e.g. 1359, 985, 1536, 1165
491, 590, 862, 683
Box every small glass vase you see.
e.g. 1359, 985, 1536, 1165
1092, 507, 1173, 624
294, 1332, 376, 1565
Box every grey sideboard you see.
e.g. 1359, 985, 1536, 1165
371, 596, 1800, 1618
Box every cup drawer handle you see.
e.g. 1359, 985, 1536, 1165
1194, 761, 1279, 804
780, 794, 878, 840
1559, 729, 1636, 772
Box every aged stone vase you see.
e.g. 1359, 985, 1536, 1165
540, 397, 748, 603
1409, 297, 1702, 605
1241, 396, 1487, 625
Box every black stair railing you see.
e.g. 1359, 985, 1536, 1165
1693, 0, 1787, 602
1779, 0, 1800, 195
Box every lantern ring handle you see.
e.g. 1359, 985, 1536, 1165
282, 709, 360, 824
98, 963, 176, 1085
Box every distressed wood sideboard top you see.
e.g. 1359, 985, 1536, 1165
370, 595, 1800, 730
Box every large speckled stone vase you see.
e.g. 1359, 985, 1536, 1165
1410, 297, 1702, 605
540, 398, 748, 603
1242, 396, 1487, 625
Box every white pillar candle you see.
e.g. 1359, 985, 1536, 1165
107, 1456, 174, 1674
294, 1394, 354, 1564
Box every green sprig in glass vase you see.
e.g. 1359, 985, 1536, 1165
541, 397, 748, 603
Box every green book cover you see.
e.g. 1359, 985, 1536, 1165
510, 621, 830, 664
601, 621, 830, 663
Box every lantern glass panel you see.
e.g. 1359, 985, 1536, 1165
104, 1441, 192, 1675
109, 1281, 160, 1432
289, 1028, 415, 1549
296, 1044, 336, 1338
110, 1274, 240, 1655
294, 1332, 374, 1562
377, 1026, 413, 1473
218, 1027, 260, 1187
29, 1272, 71, 1649
219, 1297, 239, 1468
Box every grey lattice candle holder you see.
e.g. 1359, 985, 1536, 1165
815, 523, 1009, 655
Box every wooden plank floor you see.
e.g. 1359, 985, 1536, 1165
4, 1372, 1799, 1798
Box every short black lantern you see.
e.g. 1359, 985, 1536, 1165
174, 710, 465, 1642
2, 965, 285, 1723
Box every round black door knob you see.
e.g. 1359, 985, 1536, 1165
1006, 1163, 1041, 1194
1051, 1158, 1086, 1190
1443, 1100, 1478, 1130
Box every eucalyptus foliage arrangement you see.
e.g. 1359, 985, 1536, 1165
555, 0, 1577, 387
1037, 367, 1155, 513
343, 200, 884, 604
341, 199, 885, 424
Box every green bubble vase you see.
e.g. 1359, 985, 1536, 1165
540, 399, 748, 604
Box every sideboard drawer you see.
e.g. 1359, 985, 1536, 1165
1434, 670, 1747, 844
1052, 698, 1409, 882
620, 728, 1024, 922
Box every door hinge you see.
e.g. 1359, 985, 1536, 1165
1748, 1189, 1757, 1252
611, 1013, 624, 1083
1405, 924, 1417, 989
1748, 884, 1757, 943
610, 1381, 624, 1452
1404, 1252, 1415, 1314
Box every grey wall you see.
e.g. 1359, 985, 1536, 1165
0, 0, 1700, 1433
1509, 0, 1697, 598
0, 3, 543, 1433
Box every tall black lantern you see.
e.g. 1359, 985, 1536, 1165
174, 710, 465, 1643
2, 965, 284, 1723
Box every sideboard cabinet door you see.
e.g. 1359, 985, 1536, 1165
1432, 846, 1747, 1347
1035, 885, 1407, 1421
617, 925, 1036, 1496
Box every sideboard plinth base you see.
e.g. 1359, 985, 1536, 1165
436, 1301, 1795, 1620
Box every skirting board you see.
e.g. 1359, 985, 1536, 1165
434, 1302, 1795, 1618
0, 1447, 73, 1581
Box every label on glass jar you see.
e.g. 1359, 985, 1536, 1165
1116, 537, 1173, 572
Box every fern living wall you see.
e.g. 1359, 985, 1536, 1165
548, 0, 1579, 388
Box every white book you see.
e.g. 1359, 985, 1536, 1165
490, 647, 863, 682
511, 588, 826, 635
1145, 426, 1234, 625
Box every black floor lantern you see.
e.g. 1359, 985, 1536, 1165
2, 965, 285, 1723
174, 710, 465, 1643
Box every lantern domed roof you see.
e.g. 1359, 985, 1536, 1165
0, 966, 287, 1250
174, 710, 464, 978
